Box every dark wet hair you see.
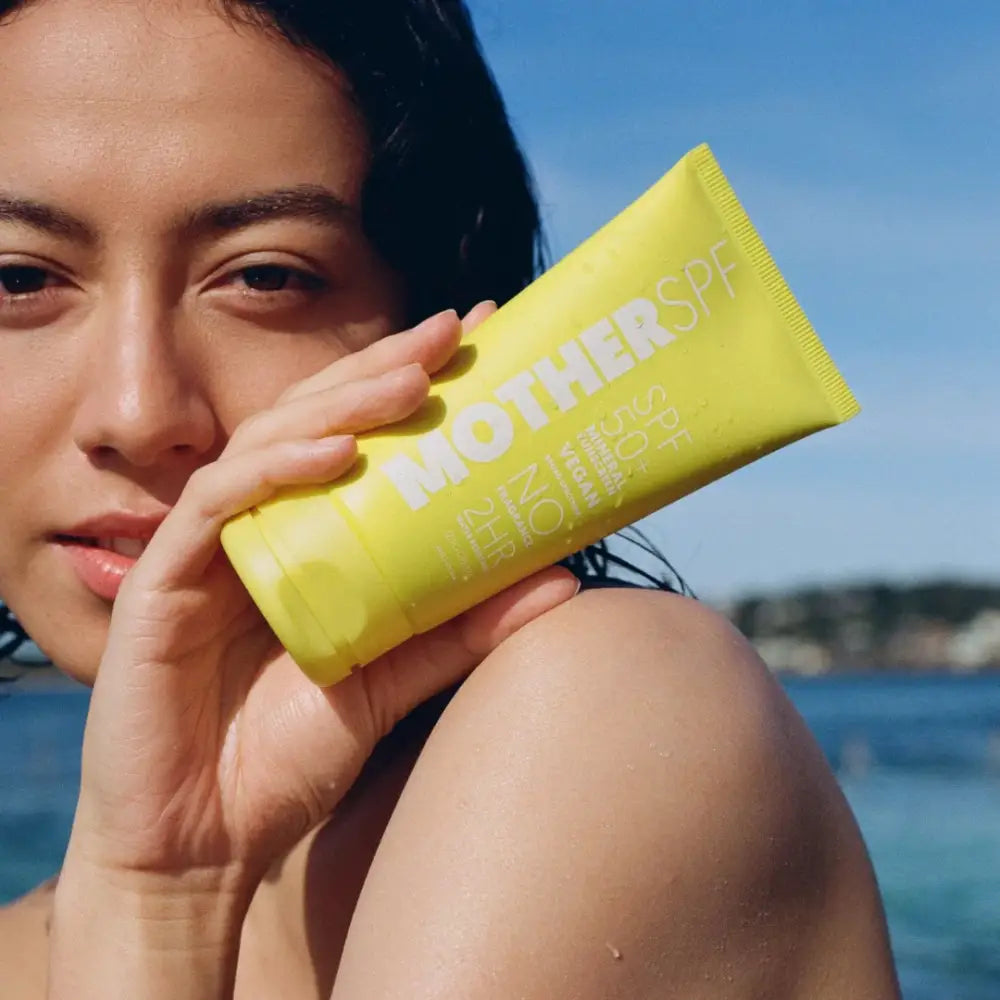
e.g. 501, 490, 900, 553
0, 604, 29, 661
0, 0, 688, 666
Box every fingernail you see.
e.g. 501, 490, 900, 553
463, 299, 497, 321
461, 300, 497, 338
429, 308, 459, 326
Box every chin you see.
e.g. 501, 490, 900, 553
29, 635, 103, 688
10, 592, 108, 689
51, 654, 101, 688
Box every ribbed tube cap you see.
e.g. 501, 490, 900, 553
220, 489, 413, 686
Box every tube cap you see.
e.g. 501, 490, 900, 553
220, 489, 413, 686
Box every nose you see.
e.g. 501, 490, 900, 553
71, 293, 218, 469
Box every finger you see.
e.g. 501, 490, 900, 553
454, 566, 581, 658
357, 566, 581, 736
224, 363, 429, 458
128, 436, 358, 592
461, 299, 498, 336
277, 308, 462, 405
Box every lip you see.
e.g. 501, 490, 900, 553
62, 512, 169, 540
52, 510, 169, 602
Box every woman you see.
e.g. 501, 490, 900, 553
0, 1, 901, 997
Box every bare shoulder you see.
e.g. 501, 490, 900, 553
451, 586, 805, 792
0, 879, 54, 999
332, 589, 901, 999
489, 585, 777, 704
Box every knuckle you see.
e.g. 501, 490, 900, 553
283, 356, 352, 401
364, 331, 410, 367
182, 463, 218, 504
275, 381, 309, 405
317, 391, 356, 430
231, 411, 267, 444
317, 380, 393, 430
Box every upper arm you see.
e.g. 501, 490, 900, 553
330, 589, 900, 1000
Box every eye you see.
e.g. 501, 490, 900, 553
230, 264, 328, 295
0, 264, 53, 298
0, 264, 65, 321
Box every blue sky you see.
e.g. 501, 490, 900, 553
468, 0, 999, 599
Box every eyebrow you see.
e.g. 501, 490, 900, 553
0, 185, 353, 245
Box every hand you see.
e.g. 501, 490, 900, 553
67, 302, 580, 890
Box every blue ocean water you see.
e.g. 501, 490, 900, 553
2, 672, 999, 998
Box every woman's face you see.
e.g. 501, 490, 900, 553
0, 0, 405, 683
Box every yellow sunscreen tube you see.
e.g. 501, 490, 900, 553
220, 143, 859, 686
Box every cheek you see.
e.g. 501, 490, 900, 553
0, 336, 78, 541
0, 338, 99, 676
199, 311, 402, 431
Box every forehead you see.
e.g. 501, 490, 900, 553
0, 0, 369, 213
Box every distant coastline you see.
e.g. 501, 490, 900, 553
721, 579, 1000, 676
5, 578, 999, 685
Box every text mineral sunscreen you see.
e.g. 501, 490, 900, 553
221, 144, 860, 686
